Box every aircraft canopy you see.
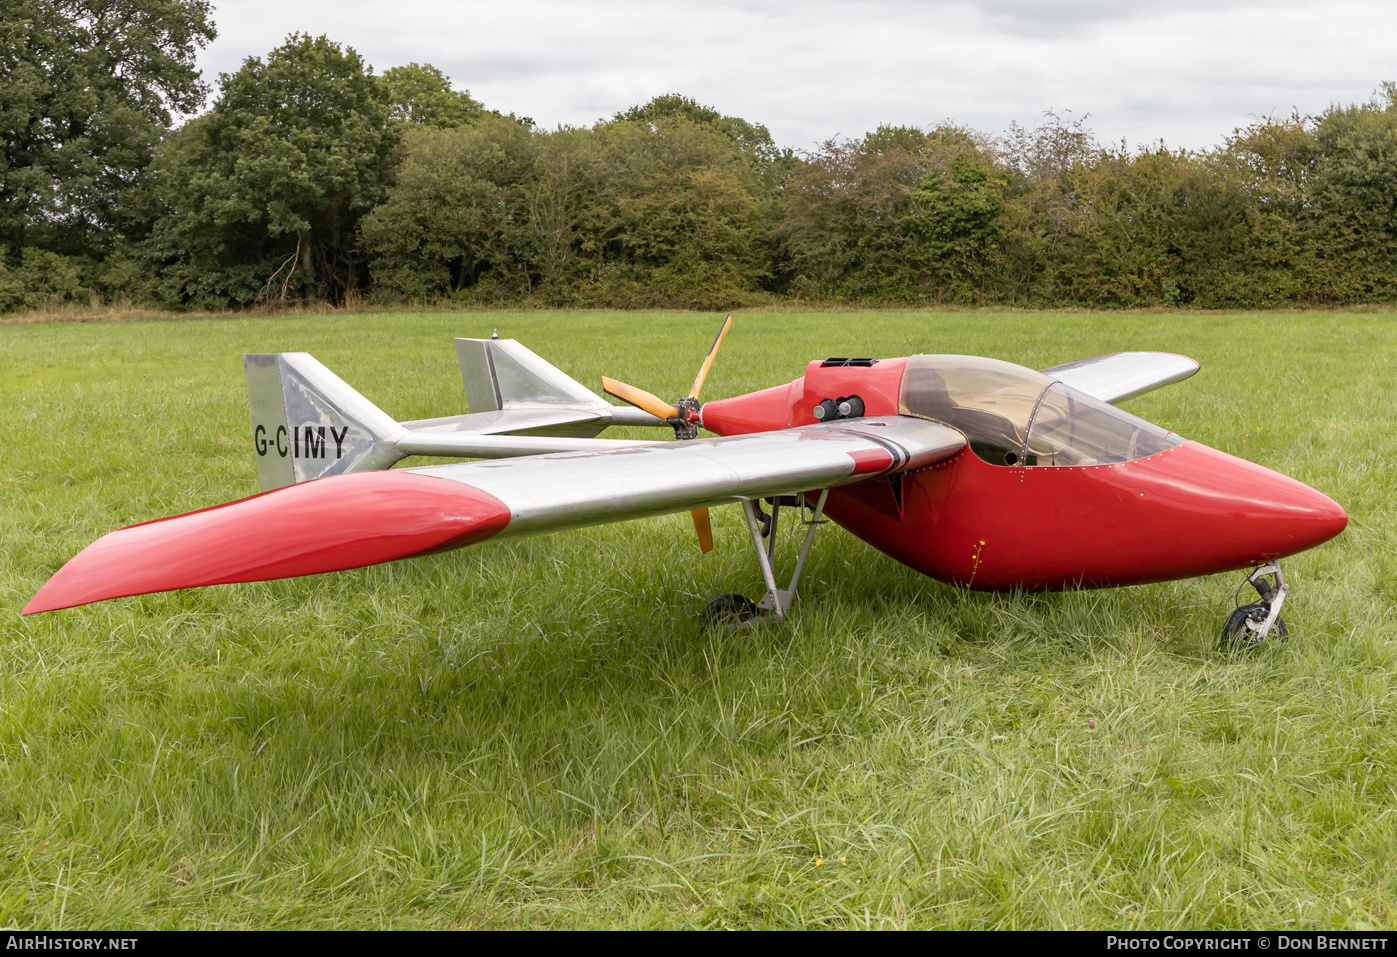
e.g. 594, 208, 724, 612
899, 355, 1183, 467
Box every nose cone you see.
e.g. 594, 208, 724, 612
1142, 442, 1347, 570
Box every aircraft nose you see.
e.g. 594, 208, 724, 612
1144, 442, 1347, 567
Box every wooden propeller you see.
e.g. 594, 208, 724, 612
688, 313, 732, 401
601, 376, 679, 420
686, 314, 732, 553
691, 507, 714, 553
602, 314, 733, 555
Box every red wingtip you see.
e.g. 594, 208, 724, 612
23, 471, 511, 614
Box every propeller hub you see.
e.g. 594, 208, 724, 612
673, 397, 701, 440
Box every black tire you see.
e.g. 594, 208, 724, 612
702, 592, 758, 626
1221, 602, 1289, 647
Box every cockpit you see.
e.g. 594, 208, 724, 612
898, 355, 1183, 467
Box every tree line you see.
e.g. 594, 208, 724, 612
6, 1, 1397, 313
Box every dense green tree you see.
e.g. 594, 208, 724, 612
775, 125, 1001, 301
913, 156, 1009, 298
1035, 148, 1230, 306
1209, 115, 1324, 304
363, 97, 775, 308
381, 63, 484, 128
994, 114, 1329, 307
616, 95, 784, 168
996, 111, 1365, 308
146, 33, 395, 306
560, 111, 770, 305
994, 112, 1101, 302
1309, 85, 1397, 301
615, 94, 793, 207
0, 0, 215, 254
360, 114, 538, 300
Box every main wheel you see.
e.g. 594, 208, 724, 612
702, 592, 758, 627
1221, 602, 1288, 647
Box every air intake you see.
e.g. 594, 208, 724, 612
821, 358, 878, 368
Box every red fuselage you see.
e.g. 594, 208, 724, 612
700, 357, 1347, 590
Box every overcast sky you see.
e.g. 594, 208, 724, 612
198, 0, 1397, 152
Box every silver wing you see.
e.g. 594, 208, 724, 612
1042, 352, 1200, 403
410, 416, 961, 538
24, 416, 966, 613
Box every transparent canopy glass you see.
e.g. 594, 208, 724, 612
898, 355, 1183, 466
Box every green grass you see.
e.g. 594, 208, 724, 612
0, 309, 1392, 929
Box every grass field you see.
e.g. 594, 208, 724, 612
1, 309, 1393, 929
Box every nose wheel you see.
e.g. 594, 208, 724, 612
1221, 562, 1289, 647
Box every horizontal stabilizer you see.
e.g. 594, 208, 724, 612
456, 337, 667, 433
1042, 352, 1200, 403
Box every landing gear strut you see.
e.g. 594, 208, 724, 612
1221, 562, 1289, 647
701, 489, 830, 629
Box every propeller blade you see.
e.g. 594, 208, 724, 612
688, 314, 733, 400
691, 508, 714, 554
22, 471, 511, 614
601, 376, 679, 420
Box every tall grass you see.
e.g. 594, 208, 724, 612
0, 310, 1390, 928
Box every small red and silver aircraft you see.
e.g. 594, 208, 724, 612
24, 317, 1347, 643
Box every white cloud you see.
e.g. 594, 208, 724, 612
200, 0, 1397, 151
